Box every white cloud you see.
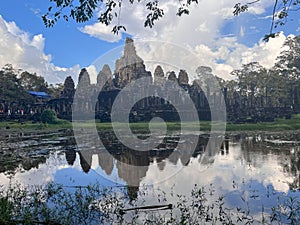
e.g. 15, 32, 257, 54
240, 26, 245, 37
86, 64, 98, 83
0, 15, 80, 84
0, 152, 84, 187
197, 22, 209, 33
240, 32, 286, 68
79, 1, 286, 81
198, 33, 287, 79
79, 22, 122, 43
30, 34, 45, 50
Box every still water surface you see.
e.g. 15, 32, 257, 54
0, 129, 300, 222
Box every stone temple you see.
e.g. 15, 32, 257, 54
0, 38, 294, 124
47, 37, 293, 123
49, 37, 225, 122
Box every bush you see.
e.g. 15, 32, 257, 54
40, 109, 57, 124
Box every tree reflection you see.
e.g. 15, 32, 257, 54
240, 133, 300, 190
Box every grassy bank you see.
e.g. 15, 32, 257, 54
225, 114, 300, 131
0, 114, 300, 132
0, 120, 72, 131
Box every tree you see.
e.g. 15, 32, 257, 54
48, 83, 64, 99
234, 0, 300, 41
41, 109, 58, 124
43, 0, 198, 33
274, 35, 300, 79
43, 0, 299, 39
195, 66, 221, 93
0, 65, 30, 103
230, 62, 289, 108
273, 35, 300, 109
231, 62, 266, 104
266, 69, 288, 107
19, 71, 48, 92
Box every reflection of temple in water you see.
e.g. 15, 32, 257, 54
1, 130, 299, 199
64, 132, 300, 196
64, 132, 226, 197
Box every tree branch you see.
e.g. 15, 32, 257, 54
270, 0, 279, 35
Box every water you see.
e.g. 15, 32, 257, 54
0, 129, 300, 223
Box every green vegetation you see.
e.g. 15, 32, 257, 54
1, 114, 300, 132
0, 182, 299, 225
226, 114, 300, 131
0, 65, 33, 106
41, 109, 57, 124
0, 64, 63, 104
40, 109, 69, 125
0, 120, 71, 131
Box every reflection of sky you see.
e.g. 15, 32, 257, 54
0, 152, 71, 186
0, 137, 299, 220
55, 153, 122, 187
140, 140, 300, 220
0, 151, 123, 188
142, 141, 293, 193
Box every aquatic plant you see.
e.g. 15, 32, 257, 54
0, 182, 299, 225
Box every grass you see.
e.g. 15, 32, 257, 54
1, 114, 300, 132
226, 114, 300, 131
0, 120, 72, 131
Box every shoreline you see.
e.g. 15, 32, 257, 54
1, 118, 300, 136
0, 113, 300, 134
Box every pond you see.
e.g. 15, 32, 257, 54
0, 129, 300, 224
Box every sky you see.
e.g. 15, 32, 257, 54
0, 0, 299, 84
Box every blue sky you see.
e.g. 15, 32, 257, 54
0, 0, 299, 84
0, 0, 124, 67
